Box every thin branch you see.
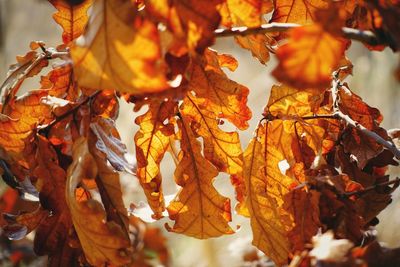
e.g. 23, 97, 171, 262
215, 22, 384, 46
330, 70, 400, 160
335, 110, 400, 160
39, 90, 101, 134
342, 177, 400, 197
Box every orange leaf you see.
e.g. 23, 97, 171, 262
49, 0, 93, 44
272, 24, 347, 89
71, 0, 168, 94
166, 117, 234, 238
271, 0, 328, 25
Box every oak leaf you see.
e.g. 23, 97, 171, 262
49, 0, 93, 44
66, 137, 131, 266
166, 117, 234, 238
271, 0, 328, 25
243, 123, 292, 265
71, 0, 168, 94
188, 49, 252, 130
134, 100, 176, 218
272, 24, 347, 89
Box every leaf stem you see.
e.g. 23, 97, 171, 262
214, 22, 384, 46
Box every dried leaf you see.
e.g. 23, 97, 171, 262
66, 137, 131, 266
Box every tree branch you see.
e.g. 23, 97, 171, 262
38, 90, 101, 134
215, 22, 384, 47
330, 70, 400, 160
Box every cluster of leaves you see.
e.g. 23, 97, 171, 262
0, 0, 400, 266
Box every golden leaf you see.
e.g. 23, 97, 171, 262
166, 117, 234, 238
181, 94, 243, 175
271, 0, 328, 25
71, 0, 168, 94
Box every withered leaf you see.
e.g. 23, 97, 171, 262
71, 0, 168, 94
66, 137, 131, 266
166, 117, 234, 238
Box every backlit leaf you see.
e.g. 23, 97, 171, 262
71, 0, 168, 94
272, 24, 347, 89
166, 117, 234, 238
66, 137, 131, 266
134, 100, 176, 218
49, 0, 93, 44
271, 0, 328, 25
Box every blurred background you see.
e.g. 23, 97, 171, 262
0, 1, 400, 266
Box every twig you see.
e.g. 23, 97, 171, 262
215, 22, 384, 46
329, 70, 400, 160
39, 90, 101, 134
342, 177, 400, 197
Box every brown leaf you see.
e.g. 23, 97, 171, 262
66, 137, 131, 266
166, 117, 234, 238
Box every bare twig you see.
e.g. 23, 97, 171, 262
342, 177, 400, 197
330, 70, 400, 160
39, 90, 101, 134
215, 22, 384, 47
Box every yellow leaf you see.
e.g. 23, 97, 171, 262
166, 117, 234, 238
66, 137, 131, 266
71, 0, 168, 94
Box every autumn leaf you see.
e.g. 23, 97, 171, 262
219, 0, 274, 64
49, 0, 93, 44
338, 85, 388, 168
166, 117, 234, 238
32, 136, 72, 258
134, 100, 176, 218
71, 0, 169, 94
271, 0, 328, 25
243, 123, 292, 265
272, 24, 347, 89
145, 0, 222, 52
66, 137, 131, 266
40, 64, 78, 100
188, 49, 252, 130
282, 189, 320, 251
181, 94, 243, 175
